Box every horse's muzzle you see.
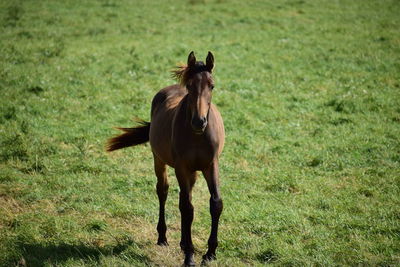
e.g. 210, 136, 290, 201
191, 117, 207, 134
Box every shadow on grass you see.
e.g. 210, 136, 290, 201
12, 239, 151, 267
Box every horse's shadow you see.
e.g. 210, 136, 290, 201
15, 239, 151, 267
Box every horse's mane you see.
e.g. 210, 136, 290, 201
172, 61, 209, 85
172, 64, 189, 85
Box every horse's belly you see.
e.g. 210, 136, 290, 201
180, 148, 215, 171
149, 118, 175, 167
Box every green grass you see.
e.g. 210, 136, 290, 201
1, 0, 400, 266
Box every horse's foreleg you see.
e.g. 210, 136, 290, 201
154, 155, 169, 246
202, 160, 223, 263
176, 167, 196, 266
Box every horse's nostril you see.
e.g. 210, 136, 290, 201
191, 117, 207, 130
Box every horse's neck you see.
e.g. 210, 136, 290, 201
176, 94, 191, 126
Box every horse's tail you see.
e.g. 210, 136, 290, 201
106, 120, 150, 152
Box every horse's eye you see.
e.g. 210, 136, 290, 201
210, 85, 214, 90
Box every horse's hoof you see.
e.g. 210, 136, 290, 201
201, 253, 216, 265
183, 253, 195, 267
157, 239, 169, 246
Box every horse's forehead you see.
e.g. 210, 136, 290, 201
192, 72, 212, 83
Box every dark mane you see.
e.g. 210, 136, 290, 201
172, 61, 209, 85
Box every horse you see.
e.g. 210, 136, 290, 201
107, 51, 225, 266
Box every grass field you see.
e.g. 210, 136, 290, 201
1, 0, 400, 266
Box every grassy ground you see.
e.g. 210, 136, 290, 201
1, 0, 400, 266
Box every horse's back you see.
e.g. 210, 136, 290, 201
149, 84, 186, 167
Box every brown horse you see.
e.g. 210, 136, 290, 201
107, 51, 224, 266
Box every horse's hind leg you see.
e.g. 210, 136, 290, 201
154, 154, 169, 246
201, 160, 223, 263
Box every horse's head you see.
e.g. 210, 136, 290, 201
175, 51, 215, 134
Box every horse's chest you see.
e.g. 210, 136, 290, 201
172, 139, 215, 170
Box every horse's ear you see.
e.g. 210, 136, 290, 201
206, 51, 214, 72
187, 51, 196, 68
